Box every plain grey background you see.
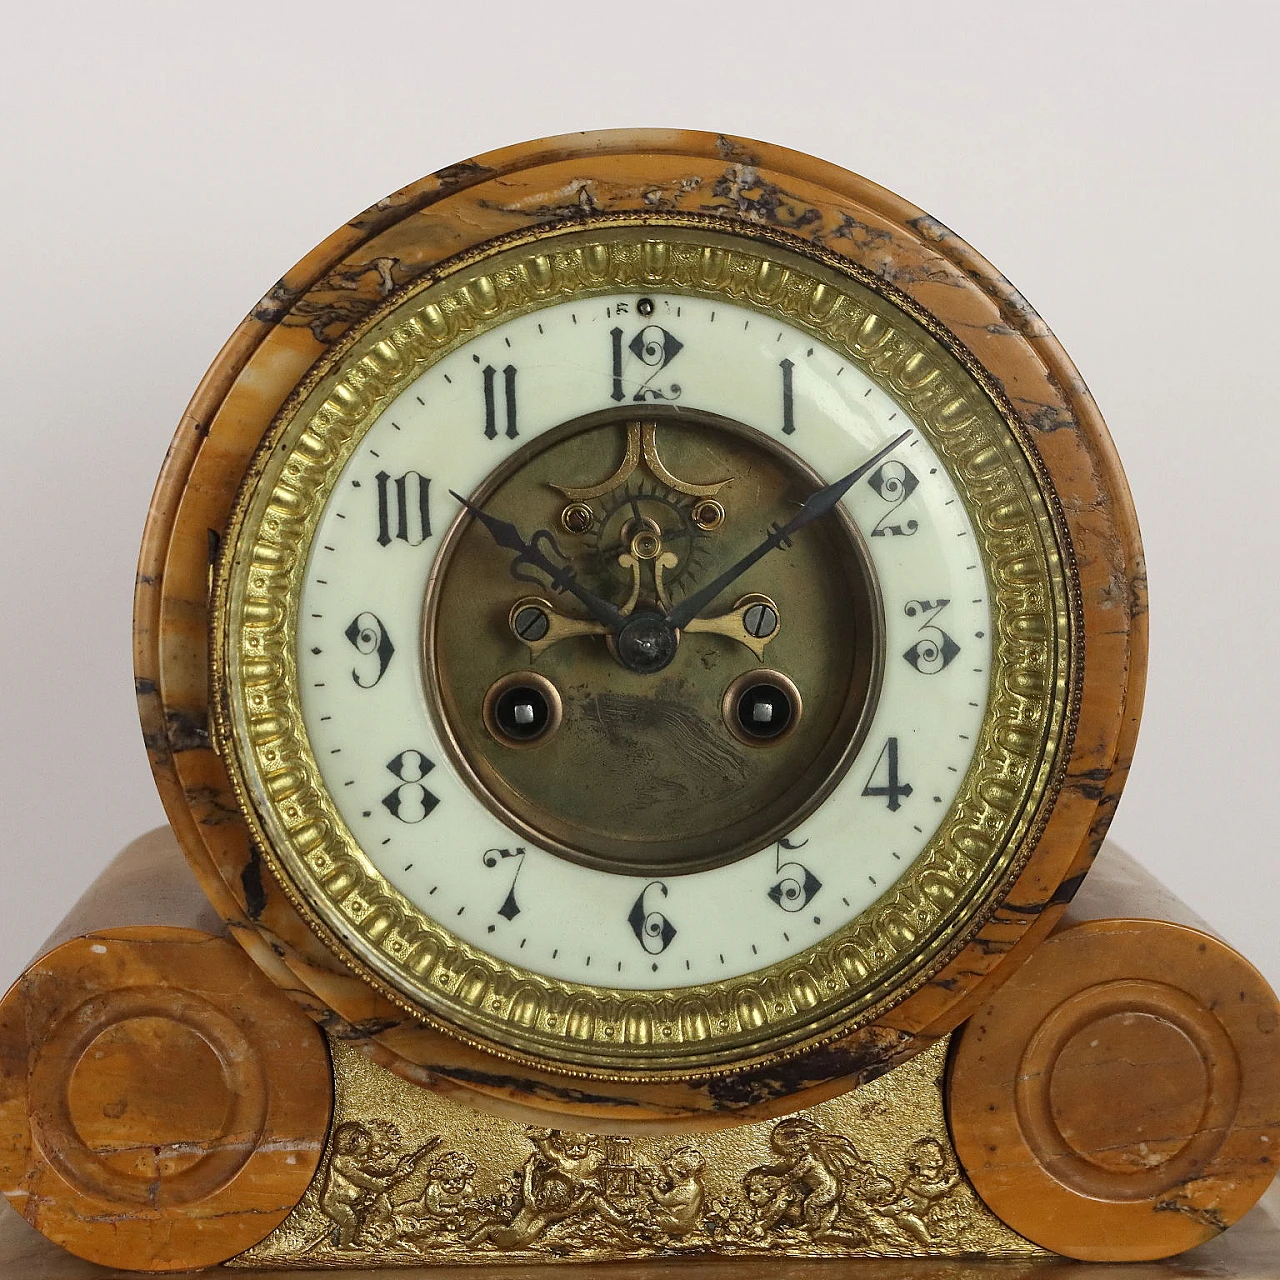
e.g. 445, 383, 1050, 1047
2, 2, 1276, 997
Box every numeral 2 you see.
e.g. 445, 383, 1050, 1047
867, 461, 919, 537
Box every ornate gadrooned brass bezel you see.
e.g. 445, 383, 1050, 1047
212, 216, 1076, 1077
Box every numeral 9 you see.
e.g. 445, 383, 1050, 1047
345, 612, 394, 688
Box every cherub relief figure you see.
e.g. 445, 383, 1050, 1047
744, 1116, 894, 1245
319, 1122, 402, 1248
467, 1128, 629, 1250
418, 1150, 478, 1229
316, 1121, 440, 1249
639, 1145, 706, 1236
390, 1148, 480, 1243
884, 1137, 963, 1245
740, 1169, 788, 1239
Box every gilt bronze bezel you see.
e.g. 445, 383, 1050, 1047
212, 217, 1075, 1076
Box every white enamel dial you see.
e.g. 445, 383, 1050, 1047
295, 292, 991, 990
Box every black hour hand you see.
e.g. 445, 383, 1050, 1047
450, 491, 626, 631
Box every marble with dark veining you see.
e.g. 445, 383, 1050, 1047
133, 130, 1147, 1128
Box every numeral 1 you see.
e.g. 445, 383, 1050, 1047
610, 327, 625, 402
779, 358, 795, 435
483, 364, 518, 440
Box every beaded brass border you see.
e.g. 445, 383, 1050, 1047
213, 218, 1074, 1076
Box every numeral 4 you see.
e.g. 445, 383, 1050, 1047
862, 737, 913, 811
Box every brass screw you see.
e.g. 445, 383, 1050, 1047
691, 499, 725, 531
561, 502, 594, 534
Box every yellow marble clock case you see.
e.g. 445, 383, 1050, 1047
133, 129, 1146, 1126
7, 128, 1278, 1275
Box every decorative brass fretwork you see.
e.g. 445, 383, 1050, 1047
553, 420, 731, 501
684, 593, 781, 660
232, 1037, 1041, 1267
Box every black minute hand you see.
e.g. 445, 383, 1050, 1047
449, 491, 627, 631
665, 429, 913, 630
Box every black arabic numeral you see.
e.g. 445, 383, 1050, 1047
902, 598, 961, 674
483, 364, 518, 440
867, 460, 919, 537
344, 611, 394, 688
482, 847, 526, 922
628, 881, 676, 954
862, 737, 913, 811
381, 750, 438, 822
904, 632, 961, 674
610, 323, 683, 402
768, 835, 821, 912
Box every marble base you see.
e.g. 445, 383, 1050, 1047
3, 1183, 1278, 1279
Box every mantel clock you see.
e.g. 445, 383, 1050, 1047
6, 131, 1276, 1275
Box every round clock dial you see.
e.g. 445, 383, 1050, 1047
289, 280, 995, 992
216, 220, 1068, 1070
139, 132, 1144, 1114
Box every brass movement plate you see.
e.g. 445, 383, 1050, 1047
213, 218, 1074, 1075
233, 1037, 1038, 1267
425, 407, 880, 875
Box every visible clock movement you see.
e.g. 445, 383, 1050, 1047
140, 131, 1144, 1113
